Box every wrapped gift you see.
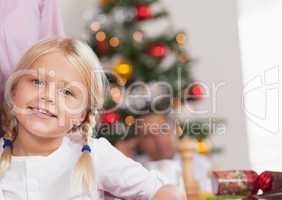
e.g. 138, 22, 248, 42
211, 170, 258, 196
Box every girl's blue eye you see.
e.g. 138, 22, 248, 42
62, 89, 73, 97
31, 79, 45, 86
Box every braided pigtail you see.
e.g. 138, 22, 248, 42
0, 113, 17, 177
71, 110, 97, 196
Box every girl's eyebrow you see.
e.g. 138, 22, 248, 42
41, 74, 74, 86
35, 71, 74, 85
56, 79, 72, 85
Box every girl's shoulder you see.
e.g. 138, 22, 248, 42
88, 136, 130, 166
67, 134, 125, 173
89, 137, 116, 154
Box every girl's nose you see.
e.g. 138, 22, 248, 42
40, 85, 56, 104
40, 95, 55, 104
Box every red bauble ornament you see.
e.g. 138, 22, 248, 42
147, 43, 167, 59
100, 112, 120, 123
257, 171, 273, 193
186, 84, 205, 101
190, 84, 204, 97
136, 4, 151, 20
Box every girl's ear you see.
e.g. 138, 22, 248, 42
10, 88, 17, 103
10, 82, 19, 100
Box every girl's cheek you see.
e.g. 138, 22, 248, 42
65, 98, 86, 114
56, 109, 80, 130
13, 83, 34, 103
58, 99, 79, 117
20, 82, 40, 97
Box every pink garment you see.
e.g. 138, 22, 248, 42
0, 0, 64, 91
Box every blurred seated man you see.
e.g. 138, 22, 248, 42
135, 113, 212, 194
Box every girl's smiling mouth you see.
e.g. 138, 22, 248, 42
27, 106, 57, 118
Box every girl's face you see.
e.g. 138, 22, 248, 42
11, 52, 88, 138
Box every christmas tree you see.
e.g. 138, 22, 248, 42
87, 0, 223, 154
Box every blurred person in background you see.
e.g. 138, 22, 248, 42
136, 113, 212, 194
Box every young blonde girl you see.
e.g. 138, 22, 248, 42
0, 38, 182, 200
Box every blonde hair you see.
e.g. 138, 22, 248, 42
0, 37, 107, 196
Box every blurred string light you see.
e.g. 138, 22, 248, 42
125, 115, 135, 126
176, 32, 186, 45
109, 37, 120, 47
132, 31, 144, 42
90, 21, 101, 32
96, 31, 106, 42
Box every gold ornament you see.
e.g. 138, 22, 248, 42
125, 115, 135, 126
197, 141, 210, 154
113, 61, 133, 81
